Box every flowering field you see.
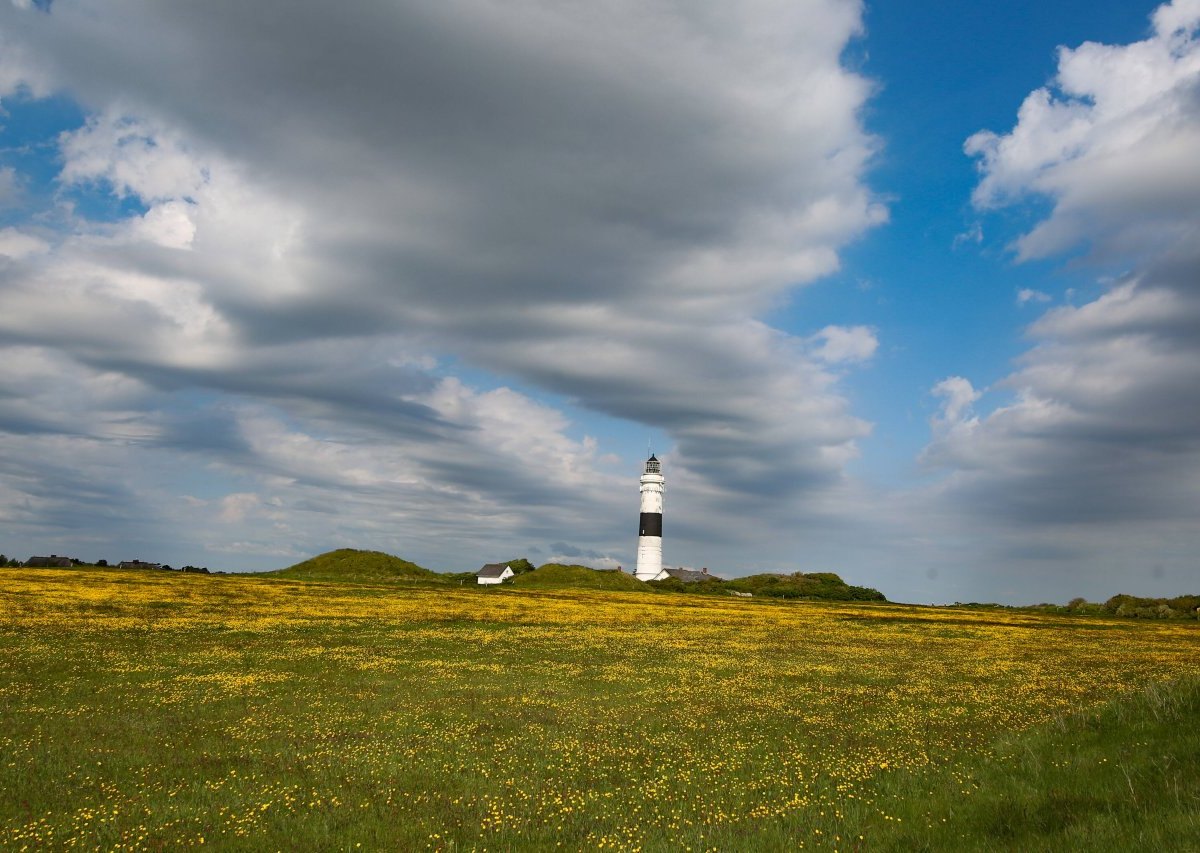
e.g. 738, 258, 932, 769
1, 567, 1197, 850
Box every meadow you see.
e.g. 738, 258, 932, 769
1, 566, 1197, 851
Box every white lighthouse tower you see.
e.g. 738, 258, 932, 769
635, 454, 668, 581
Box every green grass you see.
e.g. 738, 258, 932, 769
861, 677, 1200, 851
510, 562, 647, 590
1, 567, 1198, 850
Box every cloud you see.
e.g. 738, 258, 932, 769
952, 222, 983, 249
965, 0, 1200, 261
217, 493, 264, 525
0, 1, 884, 571
929, 376, 980, 430
0, 26, 50, 103
59, 113, 208, 204
0, 167, 20, 206
918, 0, 1200, 599
810, 325, 879, 365
1016, 288, 1051, 306
0, 226, 46, 258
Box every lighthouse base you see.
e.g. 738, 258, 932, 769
635, 536, 667, 581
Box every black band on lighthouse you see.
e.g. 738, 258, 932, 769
639, 512, 662, 537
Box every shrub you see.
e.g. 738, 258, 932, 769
803, 572, 844, 584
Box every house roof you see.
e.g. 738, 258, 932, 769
120, 560, 162, 569
26, 556, 73, 568
664, 567, 719, 583
476, 563, 512, 578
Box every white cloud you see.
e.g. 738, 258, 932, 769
57, 112, 210, 204
1155, 0, 1200, 33
810, 325, 879, 364
0, 227, 47, 259
217, 493, 262, 524
130, 201, 197, 250
952, 222, 983, 249
965, 0, 1200, 261
929, 376, 980, 430
1016, 288, 1051, 305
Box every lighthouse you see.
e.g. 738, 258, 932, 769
635, 454, 668, 581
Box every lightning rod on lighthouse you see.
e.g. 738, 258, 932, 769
635, 454, 667, 581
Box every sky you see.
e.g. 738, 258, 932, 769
1, 0, 1198, 605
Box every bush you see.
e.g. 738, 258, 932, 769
803, 572, 844, 584
721, 571, 886, 602
442, 571, 478, 583
1103, 593, 1199, 619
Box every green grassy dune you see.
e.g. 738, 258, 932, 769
510, 562, 647, 590
259, 548, 441, 585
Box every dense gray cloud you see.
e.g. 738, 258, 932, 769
0, 1, 885, 572
916, 0, 1200, 601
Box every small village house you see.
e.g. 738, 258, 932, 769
119, 559, 164, 571
476, 563, 515, 585
24, 555, 73, 568
664, 567, 718, 583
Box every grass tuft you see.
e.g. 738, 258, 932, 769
867, 677, 1200, 850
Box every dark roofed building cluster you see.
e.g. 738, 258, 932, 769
24, 554, 74, 568
120, 559, 163, 571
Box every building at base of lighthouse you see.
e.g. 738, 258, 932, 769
635, 454, 668, 581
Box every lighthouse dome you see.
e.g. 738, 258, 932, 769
644, 454, 660, 474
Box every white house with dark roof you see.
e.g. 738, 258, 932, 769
476, 563, 515, 585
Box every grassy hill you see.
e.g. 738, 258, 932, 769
511, 563, 646, 590
724, 570, 886, 601
649, 569, 887, 601
262, 549, 440, 585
